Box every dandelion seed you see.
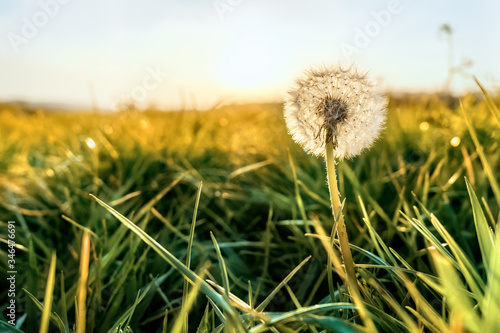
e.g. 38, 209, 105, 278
284, 64, 387, 159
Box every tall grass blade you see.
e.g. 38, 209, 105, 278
172, 267, 206, 333
134, 172, 188, 222
106, 282, 154, 333
76, 231, 90, 333
287, 149, 311, 234
182, 181, 203, 333
23, 289, 67, 333
340, 162, 391, 226
58, 271, 69, 332
474, 76, 500, 128
483, 224, 500, 331
431, 251, 480, 333
39, 251, 57, 333
210, 232, 231, 300
90, 194, 248, 333
461, 101, 500, 206
358, 196, 397, 265
255, 256, 311, 312
429, 213, 485, 303
466, 178, 494, 271
356, 269, 419, 333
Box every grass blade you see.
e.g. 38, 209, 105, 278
431, 251, 480, 332
39, 251, 57, 333
76, 231, 90, 333
255, 255, 311, 313
229, 160, 272, 179
461, 101, 500, 206
106, 282, 154, 333
173, 266, 206, 333
182, 181, 203, 333
483, 225, 500, 331
0, 321, 25, 333
23, 288, 67, 333
474, 76, 500, 128
310, 218, 377, 332
340, 162, 392, 226
466, 178, 494, 271
90, 194, 248, 333
210, 232, 231, 300
429, 213, 485, 304
250, 303, 359, 333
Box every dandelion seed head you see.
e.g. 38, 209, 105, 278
284, 64, 387, 159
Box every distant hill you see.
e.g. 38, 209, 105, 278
0, 100, 94, 114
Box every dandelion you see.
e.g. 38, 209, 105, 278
284, 65, 387, 159
284, 64, 387, 316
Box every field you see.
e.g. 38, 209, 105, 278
1, 90, 500, 332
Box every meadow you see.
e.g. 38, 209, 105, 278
1, 88, 500, 332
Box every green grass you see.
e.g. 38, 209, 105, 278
0, 90, 500, 332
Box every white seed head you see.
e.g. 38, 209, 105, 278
284, 64, 387, 159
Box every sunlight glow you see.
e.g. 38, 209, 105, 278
419, 122, 430, 131
104, 125, 114, 135
448, 174, 458, 184
450, 136, 461, 147
219, 117, 228, 127
86, 138, 96, 149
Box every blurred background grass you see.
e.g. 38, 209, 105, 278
0, 91, 499, 332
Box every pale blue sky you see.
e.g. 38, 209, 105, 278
0, 0, 498, 110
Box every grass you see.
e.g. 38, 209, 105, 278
0, 89, 499, 332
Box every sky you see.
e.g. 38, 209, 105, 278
0, 0, 499, 110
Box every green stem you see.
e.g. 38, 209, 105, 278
325, 142, 358, 296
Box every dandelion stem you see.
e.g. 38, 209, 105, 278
325, 142, 358, 296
